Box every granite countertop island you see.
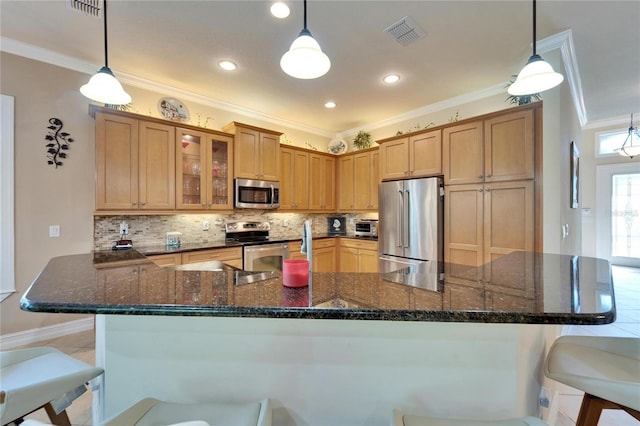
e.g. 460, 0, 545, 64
21, 249, 614, 325
19, 250, 616, 425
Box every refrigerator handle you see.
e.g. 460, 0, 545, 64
397, 190, 404, 248
404, 189, 410, 248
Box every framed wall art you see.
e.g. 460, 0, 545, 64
570, 141, 580, 208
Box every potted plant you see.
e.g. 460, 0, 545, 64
352, 130, 372, 150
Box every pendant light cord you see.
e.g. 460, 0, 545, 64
303, 0, 308, 30
103, 0, 109, 68
532, 0, 537, 55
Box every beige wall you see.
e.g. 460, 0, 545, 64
1, 53, 96, 335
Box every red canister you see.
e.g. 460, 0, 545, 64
282, 259, 309, 288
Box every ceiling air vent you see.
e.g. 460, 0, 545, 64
66, 0, 102, 18
384, 16, 425, 47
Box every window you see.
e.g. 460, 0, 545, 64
596, 128, 632, 157
0, 94, 15, 301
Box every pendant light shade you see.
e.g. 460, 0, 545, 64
80, 0, 131, 105
508, 0, 563, 96
280, 0, 330, 79
614, 114, 640, 159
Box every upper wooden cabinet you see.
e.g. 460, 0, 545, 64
309, 153, 336, 211
443, 108, 534, 185
223, 122, 281, 181
175, 128, 233, 210
95, 112, 175, 210
337, 148, 379, 211
379, 129, 442, 180
280, 146, 309, 210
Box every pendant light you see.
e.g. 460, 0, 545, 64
508, 0, 564, 96
80, 0, 131, 105
280, 0, 331, 79
614, 113, 640, 159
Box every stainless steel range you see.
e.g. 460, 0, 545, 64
225, 221, 289, 272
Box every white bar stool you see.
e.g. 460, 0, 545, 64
102, 397, 272, 426
544, 335, 640, 426
391, 409, 547, 426
0, 347, 103, 426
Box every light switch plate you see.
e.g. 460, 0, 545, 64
49, 225, 60, 237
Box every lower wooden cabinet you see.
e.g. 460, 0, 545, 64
444, 180, 534, 285
181, 247, 243, 268
147, 253, 182, 267
338, 238, 378, 273
289, 238, 337, 272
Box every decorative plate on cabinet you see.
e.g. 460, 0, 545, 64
158, 97, 190, 122
328, 139, 348, 154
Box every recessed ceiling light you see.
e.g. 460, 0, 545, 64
271, 2, 290, 18
383, 74, 401, 84
324, 101, 336, 109
218, 60, 237, 71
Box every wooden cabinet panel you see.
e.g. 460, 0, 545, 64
309, 153, 335, 211
314, 246, 336, 272
483, 181, 534, 263
138, 121, 175, 210
338, 148, 378, 211
95, 113, 139, 210
147, 253, 182, 267
280, 147, 309, 209
338, 238, 378, 272
379, 137, 408, 180
96, 114, 176, 211
379, 130, 442, 180
444, 184, 484, 268
484, 109, 534, 182
223, 122, 281, 181
410, 130, 442, 177
443, 121, 484, 185
181, 247, 242, 265
259, 132, 280, 181
338, 155, 355, 210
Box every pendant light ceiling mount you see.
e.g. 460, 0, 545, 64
80, 0, 131, 105
280, 0, 331, 80
508, 0, 563, 96
614, 113, 640, 159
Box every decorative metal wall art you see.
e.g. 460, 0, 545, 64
45, 118, 74, 168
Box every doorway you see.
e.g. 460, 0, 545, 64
596, 163, 640, 267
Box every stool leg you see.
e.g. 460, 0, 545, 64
43, 402, 72, 426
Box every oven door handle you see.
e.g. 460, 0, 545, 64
244, 244, 289, 253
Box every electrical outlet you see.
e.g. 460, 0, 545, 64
283, 219, 289, 227
203, 221, 210, 231
49, 225, 60, 238
119, 221, 129, 235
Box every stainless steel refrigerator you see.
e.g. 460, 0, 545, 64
378, 177, 444, 290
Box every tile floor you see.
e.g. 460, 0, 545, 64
13, 266, 640, 426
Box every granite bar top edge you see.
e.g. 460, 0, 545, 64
19, 297, 616, 325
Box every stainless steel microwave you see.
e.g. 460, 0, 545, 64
234, 178, 280, 209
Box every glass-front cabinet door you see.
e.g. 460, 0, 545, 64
176, 128, 233, 210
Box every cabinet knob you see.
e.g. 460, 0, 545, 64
486, 174, 492, 178
131, 202, 137, 206
485, 188, 491, 192
477, 189, 483, 192
477, 175, 484, 179
140, 201, 146, 206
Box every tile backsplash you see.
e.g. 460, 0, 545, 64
94, 211, 378, 250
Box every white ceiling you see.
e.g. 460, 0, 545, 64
1, 1, 639, 135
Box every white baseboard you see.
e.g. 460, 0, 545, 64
0, 317, 94, 350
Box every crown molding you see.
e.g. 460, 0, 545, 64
537, 30, 588, 127
335, 83, 508, 139
584, 112, 640, 130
